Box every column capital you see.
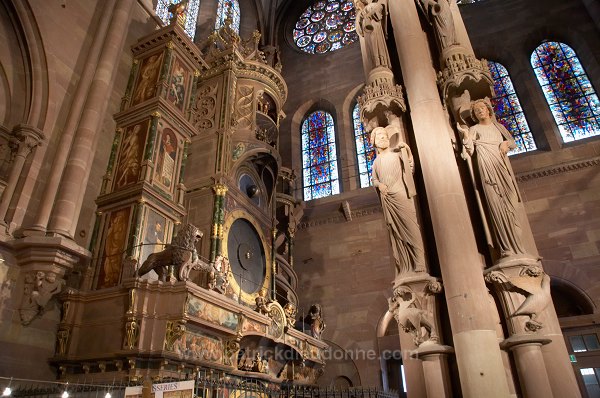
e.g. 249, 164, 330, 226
12, 124, 45, 154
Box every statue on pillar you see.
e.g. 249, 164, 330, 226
354, 0, 391, 69
371, 125, 425, 275
417, 0, 457, 51
457, 99, 526, 259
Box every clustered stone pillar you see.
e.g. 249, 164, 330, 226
25, 0, 118, 235
47, 0, 135, 238
387, 1, 511, 396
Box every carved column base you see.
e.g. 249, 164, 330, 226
410, 344, 454, 398
501, 335, 553, 398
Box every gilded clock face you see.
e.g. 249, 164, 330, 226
227, 218, 266, 295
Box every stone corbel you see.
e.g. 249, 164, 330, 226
485, 261, 551, 333
19, 270, 65, 325
388, 278, 442, 347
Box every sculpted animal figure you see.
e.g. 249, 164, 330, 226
388, 287, 438, 346
137, 223, 211, 281
487, 266, 551, 332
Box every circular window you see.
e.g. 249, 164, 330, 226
293, 0, 359, 54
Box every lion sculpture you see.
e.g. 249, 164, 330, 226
137, 223, 211, 281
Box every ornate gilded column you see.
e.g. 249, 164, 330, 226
210, 183, 227, 262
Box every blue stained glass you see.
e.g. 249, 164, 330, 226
327, 2, 340, 12
296, 18, 310, 29
155, 0, 200, 39
314, 31, 327, 43
311, 11, 325, 22
302, 111, 340, 201
331, 42, 342, 51
531, 41, 600, 142
294, 0, 358, 54
215, 0, 241, 34
488, 61, 537, 155
352, 103, 376, 187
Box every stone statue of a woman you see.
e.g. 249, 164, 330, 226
457, 99, 526, 258
418, 0, 457, 51
355, 0, 390, 69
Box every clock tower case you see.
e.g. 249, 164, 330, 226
185, 21, 299, 310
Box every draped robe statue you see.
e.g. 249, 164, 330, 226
371, 126, 425, 275
458, 99, 526, 258
355, 0, 391, 69
418, 0, 457, 51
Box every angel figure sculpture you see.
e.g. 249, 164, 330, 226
457, 99, 527, 259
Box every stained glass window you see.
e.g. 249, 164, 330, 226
488, 61, 537, 155
302, 111, 340, 200
531, 41, 600, 142
294, 0, 359, 54
352, 104, 375, 187
215, 0, 241, 34
156, 0, 200, 39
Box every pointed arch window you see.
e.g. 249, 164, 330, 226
155, 0, 200, 39
302, 111, 340, 200
215, 0, 241, 34
352, 104, 375, 187
531, 41, 600, 142
488, 61, 537, 155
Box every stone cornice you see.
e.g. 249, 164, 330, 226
298, 204, 382, 230
515, 156, 600, 183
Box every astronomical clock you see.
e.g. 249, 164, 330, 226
50, 10, 325, 386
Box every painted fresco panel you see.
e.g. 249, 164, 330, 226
154, 122, 178, 191
186, 295, 238, 330
114, 120, 149, 189
167, 57, 189, 110
170, 326, 223, 364
140, 209, 168, 264
97, 207, 131, 288
132, 53, 163, 106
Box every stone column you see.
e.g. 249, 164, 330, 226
501, 336, 553, 398
47, 0, 135, 238
387, 1, 510, 397
0, 125, 44, 227
25, 0, 117, 234
414, 345, 454, 398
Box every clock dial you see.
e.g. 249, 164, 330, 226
227, 218, 266, 294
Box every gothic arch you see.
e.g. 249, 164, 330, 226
1, 0, 50, 130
